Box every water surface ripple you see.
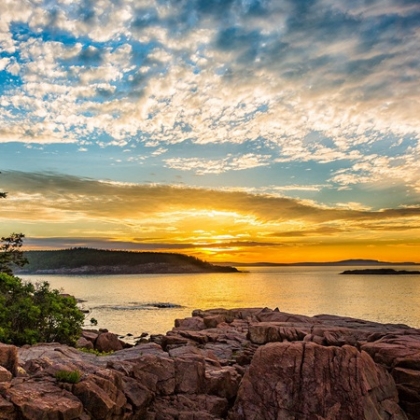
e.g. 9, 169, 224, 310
22, 266, 420, 336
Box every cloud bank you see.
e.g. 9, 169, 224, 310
0, 0, 419, 196
1, 1, 420, 261
1, 171, 420, 262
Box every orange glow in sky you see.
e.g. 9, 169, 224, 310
1, 173, 420, 264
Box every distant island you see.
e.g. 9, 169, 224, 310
221, 259, 419, 267
341, 268, 420, 275
16, 248, 239, 275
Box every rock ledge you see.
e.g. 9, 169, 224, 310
1, 308, 419, 419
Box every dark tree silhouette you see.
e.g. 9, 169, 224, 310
0, 172, 5, 198
0, 175, 28, 274
0, 233, 28, 275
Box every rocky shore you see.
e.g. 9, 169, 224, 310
1, 307, 420, 419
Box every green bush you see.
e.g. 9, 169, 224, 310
78, 347, 114, 356
55, 369, 81, 384
0, 273, 84, 346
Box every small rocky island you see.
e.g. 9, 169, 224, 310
1, 307, 420, 419
341, 268, 420, 275
16, 248, 238, 274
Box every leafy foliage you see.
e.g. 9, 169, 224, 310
0, 233, 29, 275
0, 273, 84, 346
1, 175, 28, 275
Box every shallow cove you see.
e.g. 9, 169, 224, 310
21, 265, 420, 337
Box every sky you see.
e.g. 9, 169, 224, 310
1, 0, 420, 263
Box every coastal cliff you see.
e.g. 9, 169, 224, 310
1, 308, 419, 419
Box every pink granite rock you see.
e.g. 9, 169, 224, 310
362, 334, 420, 419
122, 376, 153, 415
174, 355, 206, 394
0, 366, 12, 382
132, 354, 176, 395
146, 394, 229, 419
0, 343, 17, 376
174, 316, 206, 331
2, 307, 419, 419
81, 330, 99, 344
229, 341, 407, 420
0, 394, 16, 420
203, 315, 227, 329
76, 336, 94, 350
95, 332, 124, 353
8, 380, 84, 420
73, 373, 127, 419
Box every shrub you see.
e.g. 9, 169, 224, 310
0, 273, 84, 346
55, 369, 81, 384
78, 347, 114, 356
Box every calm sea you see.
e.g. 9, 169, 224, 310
21, 266, 420, 337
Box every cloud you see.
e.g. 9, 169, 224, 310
2, 1, 418, 143
2, 171, 420, 261
23, 236, 198, 251
164, 153, 271, 174
0, 0, 419, 207
2, 170, 420, 228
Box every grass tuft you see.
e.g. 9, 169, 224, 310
55, 369, 81, 384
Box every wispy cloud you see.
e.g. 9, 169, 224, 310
164, 153, 271, 174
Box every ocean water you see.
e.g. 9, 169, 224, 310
21, 266, 420, 338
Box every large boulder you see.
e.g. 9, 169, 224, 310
132, 354, 176, 395
121, 376, 153, 416
75, 336, 94, 350
8, 380, 84, 420
73, 373, 127, 420
362, 334, 420, 419
174, 355, 206, 394
95, 332, 125, 353
229, 341, 407, 420
0, 343, 18, 376
174, 316, 206, 331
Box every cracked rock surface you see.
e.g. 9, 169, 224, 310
0, 307, 419, 419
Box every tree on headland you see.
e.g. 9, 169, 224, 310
0, 174, 84, 345
1, 179, 28, 274
0, 176, 6, 199
0, 174, 6, 198
0, 232, 28, 275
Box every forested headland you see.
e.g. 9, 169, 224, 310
16, 247, 239, 274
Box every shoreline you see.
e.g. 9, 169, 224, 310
2, 307, 419, 419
